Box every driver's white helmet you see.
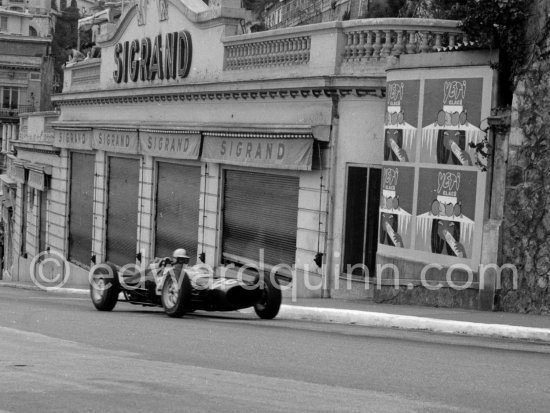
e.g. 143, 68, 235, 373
173, 248, 189, 259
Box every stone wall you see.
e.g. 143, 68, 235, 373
499, 1, 550, 313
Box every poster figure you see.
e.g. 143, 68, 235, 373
384, 80, 419, 163
420, 78, 485, 165
379, 166, 414, 249
415, 169, 477, 259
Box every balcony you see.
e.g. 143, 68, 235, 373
0, 105, 34, 119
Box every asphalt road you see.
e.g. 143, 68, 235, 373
0, 288, 549, 413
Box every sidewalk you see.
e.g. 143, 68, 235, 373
2, 281, 550, 343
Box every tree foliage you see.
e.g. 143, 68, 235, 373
51, 0, 80, 88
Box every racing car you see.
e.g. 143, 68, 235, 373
89, 248, 282, 319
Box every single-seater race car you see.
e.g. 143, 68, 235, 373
89, 248, 282, 320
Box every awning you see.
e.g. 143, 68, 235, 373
53, 127, 93, 150
140, 129, 201, 160
93, 128, 139, 154
201, 132, 314, 171
0, 174, 16, 187
12, 165, 26, 184
28, 170, 46, 191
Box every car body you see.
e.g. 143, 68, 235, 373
90, 258, 282, 319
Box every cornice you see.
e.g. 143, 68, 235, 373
53, 85, 385, 107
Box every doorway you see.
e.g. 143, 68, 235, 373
343, 166, 381, 277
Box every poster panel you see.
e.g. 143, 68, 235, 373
420, 78, 485, 166
379, 166, 415, 249
415, 168, 477, 259
384, 80, 420, 163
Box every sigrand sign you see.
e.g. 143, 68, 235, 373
140, 131, 201, 159
93, 129, 139, 154
54, 129, 93, 150
113, 30, 192, 84
201, 136, 314, 171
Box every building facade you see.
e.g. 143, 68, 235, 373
6, 0, 502, 309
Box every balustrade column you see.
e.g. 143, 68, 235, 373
381, 30, 393, 57
392, 30, 405, 56
406, 31, 417, 54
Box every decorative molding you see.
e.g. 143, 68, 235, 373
55, 86, 385, 107
203, 131, 313, 139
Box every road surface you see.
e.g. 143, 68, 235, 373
0, 288, 548, 412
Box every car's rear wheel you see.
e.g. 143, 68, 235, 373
90, 262, 120, 311
161, 271, 192, 318
254, 275, 282, 320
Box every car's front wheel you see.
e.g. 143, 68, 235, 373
161, 271, 192, 318
254, 275, 282, 320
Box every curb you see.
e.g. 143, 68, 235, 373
1, 282, 549, 343
0, 282, 89, 295
278, 305, 550, 343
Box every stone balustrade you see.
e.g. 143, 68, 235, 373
223, 18, 462, 74
224, 35, 311, 70
341, 19, 465, 62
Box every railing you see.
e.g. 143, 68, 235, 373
223, 19, 463, 74
341, 19, 465, 62
0, 106, 34, 117
224, 36, 311, 70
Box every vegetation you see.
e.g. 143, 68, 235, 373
51, 0, 80, 89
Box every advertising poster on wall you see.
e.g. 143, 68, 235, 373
420, 78, 485, 166
415, 168, 477, 259
379, 166, 415, 249
384, 80, 420, 163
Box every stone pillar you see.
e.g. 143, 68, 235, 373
479, 111, 511, 311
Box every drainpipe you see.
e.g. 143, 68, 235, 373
322, 93, 340, 298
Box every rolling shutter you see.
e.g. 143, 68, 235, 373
223, 170, 299, 267
39, 189, 47, 254
68, 152, 94, 266
106, 157, 139, 266
154, 162, 200, 262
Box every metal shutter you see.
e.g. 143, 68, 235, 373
38, 189, 47, 254
223, 170, 299, 267
68, 153, 94, 266
106, 157, 139, 266
154, 162, 200, 263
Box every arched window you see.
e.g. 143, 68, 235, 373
29, 26, 38, 36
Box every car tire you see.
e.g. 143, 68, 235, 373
254, 275, 282, 320
161, 271, 192, 318
90, 262, 120, 311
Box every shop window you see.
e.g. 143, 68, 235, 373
68, 153, 94, 267
343, 166, 381, 277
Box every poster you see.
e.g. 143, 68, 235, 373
379, 166, 415, 249
415, 168, 477, 259
420, 78, 485, 166
384, 80, 420, 163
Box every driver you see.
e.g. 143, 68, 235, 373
171, 248, 190, 272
